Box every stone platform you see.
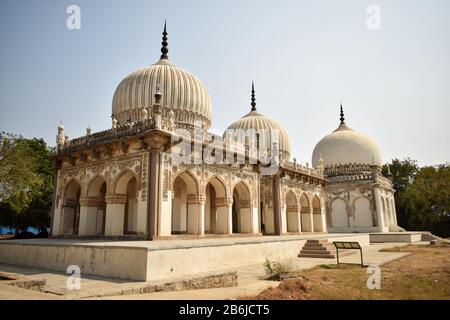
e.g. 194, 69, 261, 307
369, 232, 423, 243
0, 233, 370, 281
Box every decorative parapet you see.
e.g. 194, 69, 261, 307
59, 119, 157, 154
281, 161, 321, 178
323, 163, 393, 190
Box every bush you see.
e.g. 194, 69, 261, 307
263, 258, 295, 281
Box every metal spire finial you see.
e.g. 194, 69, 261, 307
251, 81, 256, 112
339, 103, 345, 124
160, 20, 169, 60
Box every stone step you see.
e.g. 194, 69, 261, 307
305, 239, 329, 244
300, 249, 335, 255
303, 243, 335, 249
301, 245, 330, 251
298, 253, 335, 259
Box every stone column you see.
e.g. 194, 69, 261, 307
227, 204, 233, 234
147, 147, 161, 239
309, 205, 314, 233
104, 194, 126, 236
297, 208, 302, 233
373, 188, 385, 232
50, 160, 61, 236
272, 173, 282, 235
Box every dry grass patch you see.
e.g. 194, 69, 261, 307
253, 244, 450, 300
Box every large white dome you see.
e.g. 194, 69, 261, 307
312, 112, 382, 168
225, 83, 291, 161
111, 24, 212, 129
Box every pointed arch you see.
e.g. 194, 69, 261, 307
171, 169, 200, 235
330, 197, 349, 227
172, 169, 199, 194
299, 193, 312, 232
353, 196, 373, 227
61, 179, 81, 235
86, 174, 107, 197
285, 190, 300, 233
113, 169, 141, 194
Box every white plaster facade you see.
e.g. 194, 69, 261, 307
49, 25, 399, 241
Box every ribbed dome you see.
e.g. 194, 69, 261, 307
226, 110, 292, 161
312, 122, 382, 168
112, 59, 211, 128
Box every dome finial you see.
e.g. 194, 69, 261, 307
339, 103, 345, 124
251, 81, 256, 112
160, 20, 169, 60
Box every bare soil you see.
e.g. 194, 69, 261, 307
252, 244, 450, 300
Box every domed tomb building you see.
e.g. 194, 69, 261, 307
312, 106, 400, 233
50, 24, 398, 240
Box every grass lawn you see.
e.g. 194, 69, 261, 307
252, 244, 450, 300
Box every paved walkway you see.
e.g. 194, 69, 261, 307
0, 242, 412, 300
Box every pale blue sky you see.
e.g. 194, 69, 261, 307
0, 0, 449, 166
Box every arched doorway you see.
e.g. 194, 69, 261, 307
312, 196, 323, 232
106, 170, 139, 236
124, 177, 138, 234
81, 175, 107, 235
354, 197, 373, 227
286, 191, 300, 232
300, 194, 312, 232
232, 181, 252, 234
331, 198, 348, 227
171, 171, 199, 235
61, 180, 81, 235
205, 177, 227, 234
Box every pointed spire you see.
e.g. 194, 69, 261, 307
339, 103, 345, 124
251, 81, 257, 112
160, 20, 169, 60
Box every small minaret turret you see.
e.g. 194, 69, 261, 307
154, 84, 162, 129
56, 121, 65, 153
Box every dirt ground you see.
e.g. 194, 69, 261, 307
252, 244, 450, 300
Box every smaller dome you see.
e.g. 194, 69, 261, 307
225, 83, 291, 160
312, 107, 382, 168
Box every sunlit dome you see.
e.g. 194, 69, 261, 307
225, 82, 291, 161
111, 23, 212, 129
312, 106, 382, 168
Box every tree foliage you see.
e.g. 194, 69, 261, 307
0, 133, 54, 233
383, 158, 450, 238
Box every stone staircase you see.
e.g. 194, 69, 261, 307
298, 239, 356, 259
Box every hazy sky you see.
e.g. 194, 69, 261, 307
0, 0, 449, 166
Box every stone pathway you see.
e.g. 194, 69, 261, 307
0, 242, 414, 300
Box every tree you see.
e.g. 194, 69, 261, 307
383, 158, 450, 237
382, 158, 419, 228
402, 165, 450, 237
0, 133, 54, 233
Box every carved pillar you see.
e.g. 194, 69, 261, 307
272, 173, 282, 235
147, 147, 161, 239
373, 188, 385, 232
50, 159, 61, 236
